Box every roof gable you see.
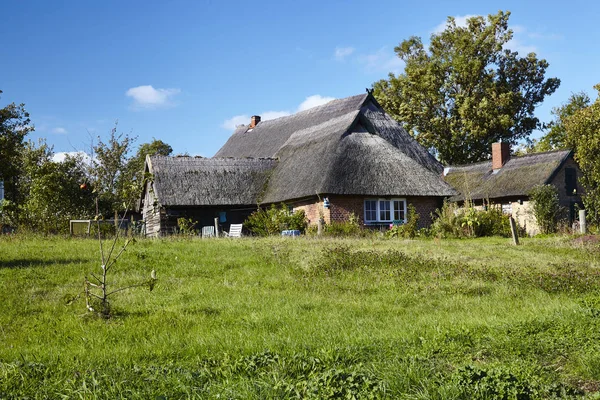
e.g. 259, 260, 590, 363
444, 150, 573, 201
147, 156, 277, 206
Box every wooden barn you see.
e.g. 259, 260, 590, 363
141, 92, 456, 237
444, 143, 583, 235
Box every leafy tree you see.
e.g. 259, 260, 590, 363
125, 139, 173, 203
564, 84, 600, 225
0, 90, 34, 202
20, 151, 95, 233
373, 11, 560, 164
92, 124, 137, 215
529, 92, 591, 152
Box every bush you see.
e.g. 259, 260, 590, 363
176, 217, 197, 235
430, 201, 514, 238
386, 204, 420, 238
244, 203, 307, 236
429, 201, 464, 238
474, 206, 512, 237
530, 184, 561, 234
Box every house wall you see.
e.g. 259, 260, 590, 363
289, 197, 331, 225
549, 156, 584, 218
291, 195, 442, 229
163, 206, 258, 235
142, 183, 163, 237
472, 200, 538, 236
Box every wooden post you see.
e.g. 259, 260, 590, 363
317, 218, 323, 236
509, 216, 519, 246
214, 217, 219, 237
579, 210, 587, 234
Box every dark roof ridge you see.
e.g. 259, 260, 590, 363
447, 148, 573, 169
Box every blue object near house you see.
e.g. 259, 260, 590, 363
281, 230, 301, 236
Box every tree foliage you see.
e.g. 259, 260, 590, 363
92, 124, 137, 214
92, 131, 172, 216
564, 84, 600, 225
528, 92, 591, 153
0, 90, 35, 202
373, 11, 560, 164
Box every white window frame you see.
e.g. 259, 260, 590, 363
364, 198, 407, 224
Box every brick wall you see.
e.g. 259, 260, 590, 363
290, 197, 331, 225
406, 196, 442, 228
292, 195, 443, 228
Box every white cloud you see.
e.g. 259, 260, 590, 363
222, 115, 250, 131
125, 85, 181, 109
432, 14, 479, 34
505, 38, 537, 54
52, 127, 67, 134
334, 46, 355, 61
298, 95, 335, 111
221, 95, 336, 131
358, 47, 404, 74
52, 151, 93, 165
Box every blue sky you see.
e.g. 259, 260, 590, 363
1, 0, 598, 159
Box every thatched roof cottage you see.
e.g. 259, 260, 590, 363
141, 92, 456, 236
444, 143, 583, 235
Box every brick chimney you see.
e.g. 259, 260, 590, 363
249, 115, 261, 129
492, 142, 510, 170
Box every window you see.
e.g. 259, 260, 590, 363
565, 168, 577, 195
365, 200, 377, 222
379, 200, 391, 221
364, 198, 406, 224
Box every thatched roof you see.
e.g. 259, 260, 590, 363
217, 93, 455, 202
146, 156, 277, 206
215, 94, 369, 158
444, 150, 572, 202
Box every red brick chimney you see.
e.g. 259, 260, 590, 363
492, 142, 510, 170
249, 115, 261, 129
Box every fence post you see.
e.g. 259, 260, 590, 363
509, 216, 519, 246
579, 210, 587, 234
214, 217, 219, 237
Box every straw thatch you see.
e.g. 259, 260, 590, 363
444, 149, 572, 201
147, 156, 277, 206
215, 94, 369, 158
216, 92, 455, 202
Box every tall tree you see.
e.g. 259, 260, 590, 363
531, 92, 591, 152
92, 124, 137, 214
124, 138, 173, 208
564, 84, 600, 225
0, 90, 34, 202
373, 11, 560, 165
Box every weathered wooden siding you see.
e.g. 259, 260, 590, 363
142, 182, 163, 237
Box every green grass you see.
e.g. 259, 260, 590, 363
1, 234, 600, 398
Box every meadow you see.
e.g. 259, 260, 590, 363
1, 234, 600, 399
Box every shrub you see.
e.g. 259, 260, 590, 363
429, 201, 464, 238
386, 204, 420, 238
474, 206, 512, 237
530, 184, 562, 234
244, 203, 308, 236
430, 201, 514, 238
176, 217, 197, 235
